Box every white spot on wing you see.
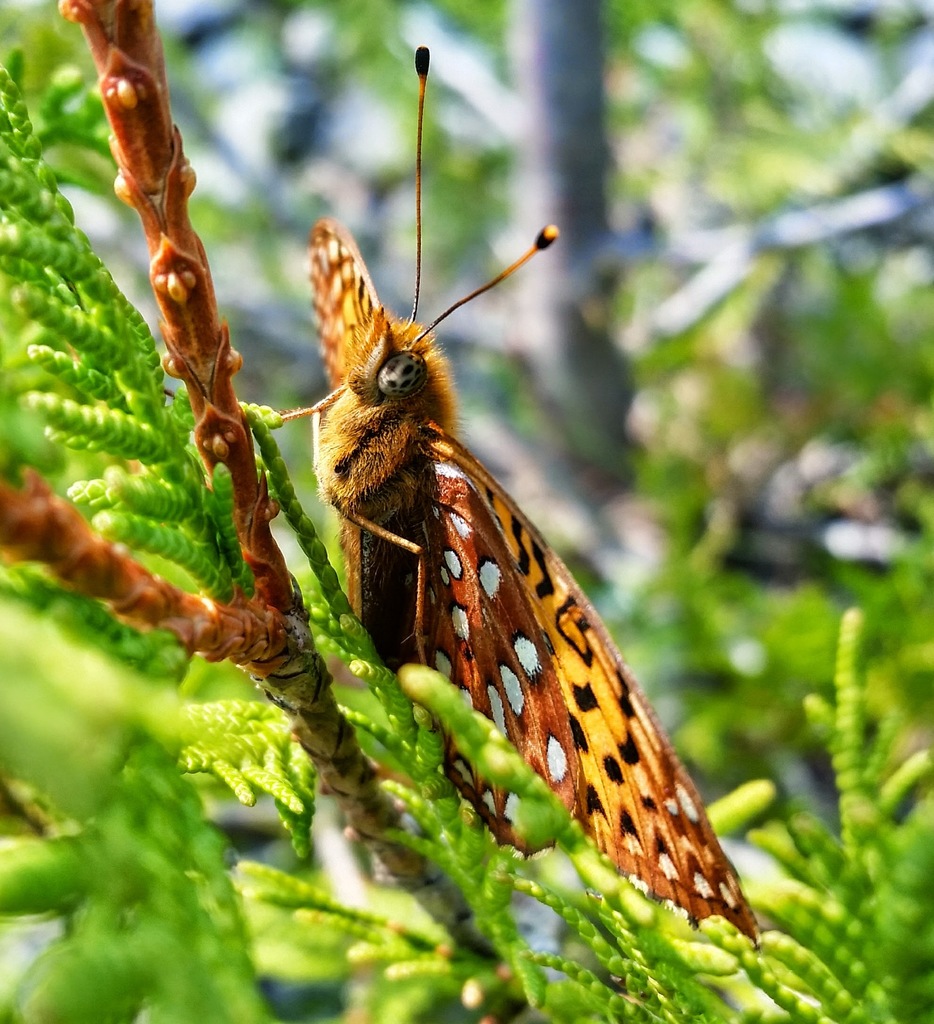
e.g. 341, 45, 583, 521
450, 513, 471, 538
482, 790, 496, 815
694, 872, 714, 899
451, 604, 469, 640
665, 798, 680, 816
434, 650, 452, 678
440, 566, 450, 586
499, 664, 524, 716
487, 685, 507, 736
444, 549, 463, 579
513, 634, 540, 676
479, 558, 501, 597
504, 792, 520, 823
435, 462, 466, 480
459, 687, 473, 708
719, 882, 739, 909
453, 758, 472, 784
547, 735, 567, 782
659, 852, 678, 881
677, 783, 700, 823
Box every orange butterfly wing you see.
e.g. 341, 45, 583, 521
310, 218, 400, 623
425, 435, 756, 937
417, 456, 581, 841
310, 218, 378, 386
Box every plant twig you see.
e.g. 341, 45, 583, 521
0, 471, 488, 948
0, 471, 491, 950
1, 470, 286, 672
59, 0, 291, 611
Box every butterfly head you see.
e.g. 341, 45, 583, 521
315, 305, 458, 522
342, 305, 457, 428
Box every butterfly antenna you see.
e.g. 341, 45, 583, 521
411, 45, 431, 324
414, 225, 559, 342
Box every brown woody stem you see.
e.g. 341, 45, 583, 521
1, 471, 288, 671
0, 473, 432, 887
59, 0, 290, 611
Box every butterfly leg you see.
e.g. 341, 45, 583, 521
346, 512, 423, 557
413, 549, 427, 663
278, 386, 349, 477
281, 384, 346, 423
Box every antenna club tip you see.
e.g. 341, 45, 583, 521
536, 225, 559, 249
415, 46, 430, 75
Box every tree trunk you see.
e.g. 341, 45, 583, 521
511, 0, 632, 480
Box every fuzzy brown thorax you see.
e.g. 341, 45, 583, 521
315, 307, 458, 523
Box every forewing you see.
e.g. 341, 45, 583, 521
309, 218, 379, 388
423, 435, 757, 939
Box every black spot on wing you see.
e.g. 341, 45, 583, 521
620, 810, 640, 839
531, 539, 554, 598
603, 755, 624, 784
619, 734, 640, 765
586, 784, 606, 817
555, 595, 594, 668
512, 517, 530, 575
616, 669, 636, 718
573, 683, 599, 712
569, 715, 588, 752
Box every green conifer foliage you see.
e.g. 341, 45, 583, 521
1, 9, 933, 1023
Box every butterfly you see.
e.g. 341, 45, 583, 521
307, 215, 758, 941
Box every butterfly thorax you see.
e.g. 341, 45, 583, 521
316, 307, 458, 524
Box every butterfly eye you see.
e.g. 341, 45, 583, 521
377, 352, 428, 398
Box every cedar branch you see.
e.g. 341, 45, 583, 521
0, 473, 421, 875
58, 0, 291, 610
48, 1, 493, 953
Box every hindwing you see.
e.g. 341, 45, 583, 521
420, 435, 755, 936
